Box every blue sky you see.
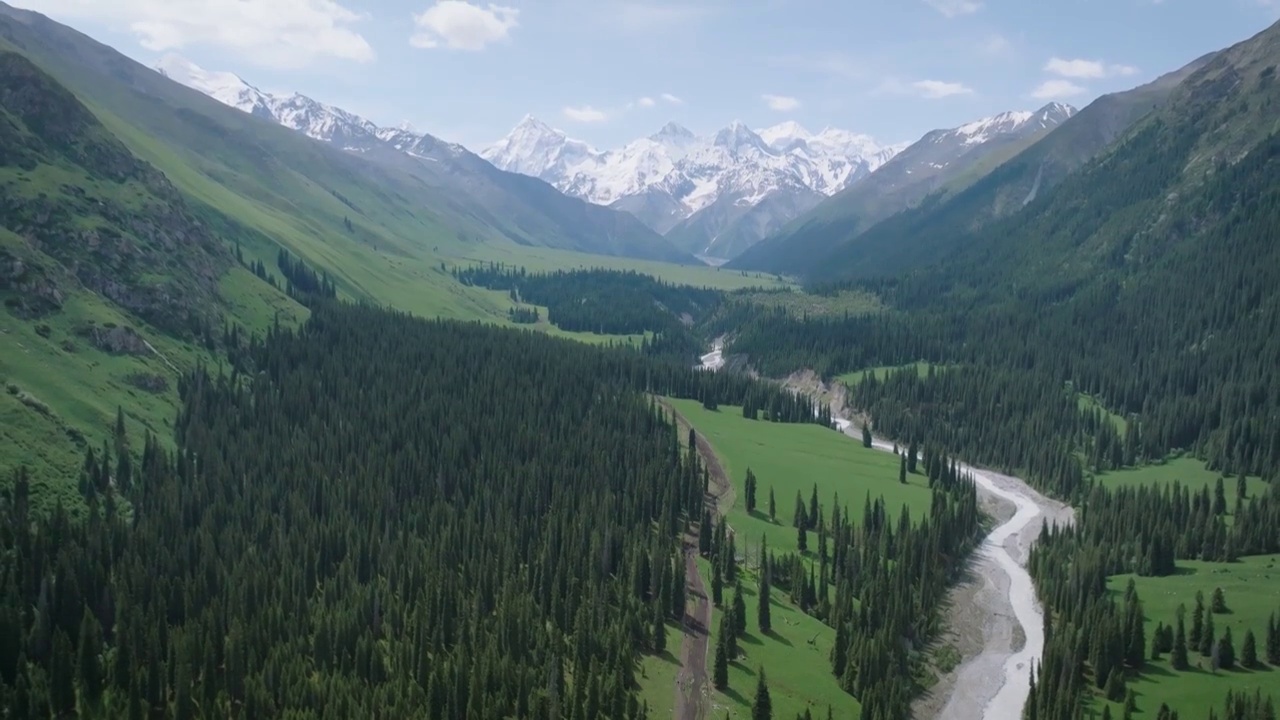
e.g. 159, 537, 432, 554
21, 0, 1280, 150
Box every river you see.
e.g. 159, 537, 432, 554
696, 347, 1071, 720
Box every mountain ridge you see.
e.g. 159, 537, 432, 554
147, 53, 692, 264
731, 101, 1077, 274
482, 114, 907, 259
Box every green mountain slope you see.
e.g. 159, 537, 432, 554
738, 52, 1214, 280
872, 18, 1280, 474
0, 47, 307, 511
0, 4, 691, 287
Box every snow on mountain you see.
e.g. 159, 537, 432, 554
481, 116, 906, 257
155, 54, 272, 117
155, 55, 470, 159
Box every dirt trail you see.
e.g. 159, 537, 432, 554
659, 398, 734, 720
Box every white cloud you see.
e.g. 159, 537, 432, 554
762, 94, 800, 111
1031, 79, 1087, 100
1044, 57, 1139, 79
660, 93, 684, 105
410, 1, 518, 51
923, 0, 983, 17
562, 105, 608, 122
637, 96, 656, 108
27, 0, 373, 68
911, 79, 974, 98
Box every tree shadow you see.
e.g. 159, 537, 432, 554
722, 686, 749, 705
764, 629, 794, 647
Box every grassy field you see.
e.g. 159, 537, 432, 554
463, 243, 787, 292
1078, 392, 1129, 433
836, 362, 938, 387
665, 399, 934, 558
731, 287, 883, 316
1096, 457, 1268, 514
659, 399, 938, 717
637, 621, 685, 718
700, 557, 859, 719
1102, 555, 1280, 719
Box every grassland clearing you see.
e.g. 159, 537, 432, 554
1103, 555, 1280, 718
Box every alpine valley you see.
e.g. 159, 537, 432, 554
5, 4, 1280, 720
483, 104, 1075, 262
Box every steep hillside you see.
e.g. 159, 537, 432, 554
0, 47, 306, 507
152, 55, 690, 263
861, 18, 1280, 474
731, 103, 1075, 274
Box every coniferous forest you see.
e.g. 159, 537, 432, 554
0, 301, 848, 718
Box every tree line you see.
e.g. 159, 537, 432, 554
0, 300, 838, 718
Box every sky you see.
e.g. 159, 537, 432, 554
17, 0, 1280, 151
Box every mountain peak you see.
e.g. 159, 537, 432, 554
713, 121, 765, 152
154, 54, 269, 115
653, 121, 695, 139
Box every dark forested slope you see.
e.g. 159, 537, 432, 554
0, 303, 790, 718
733, 49, 1214, 280
726, 19, 1280, 486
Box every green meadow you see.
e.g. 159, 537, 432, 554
1096, 457, 1269, 515
659, 399, 939, 717
1103, 555, 1280, 719
836, 362, 938, 387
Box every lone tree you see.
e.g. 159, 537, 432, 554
752, 668, 773, 720
899, 454, 907, 484
744, 469, 758, 513
861, 424, 872, 448
1211, 587, 1228, 614
768, 487, 776, 520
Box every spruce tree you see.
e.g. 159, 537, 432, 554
1172, 614, 1189, 670
732, 582, 747, 637
713, 635, 729, 690
861, 425, 872, 448
1213, 477, 1227, 515
77, 608, 104, 708
745, 469, 757, 513
907, 439, 918, 473
1217, 627, 1235, 670
768, 487, 776, 520
1236, 473, 1247, 503
1211, 587, 1227, 614
712, 563, 723, 606
1200, 612, 1215, 657
758, 565, 772, 634
49, 630, 75, 717
1241, 628, 1257, 669
752, 668, 772, 720
1190, 593, 1205, 646
899, 454, 907, 484
797, 524, 808, 553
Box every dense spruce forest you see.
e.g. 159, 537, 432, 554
0, 301, 845, 718
453, 265, 723, 335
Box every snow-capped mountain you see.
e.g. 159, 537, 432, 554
154, 55, 691, 263
730, 102, 1078, 274
156, 54, 448, 155
482, 117, 907, 259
